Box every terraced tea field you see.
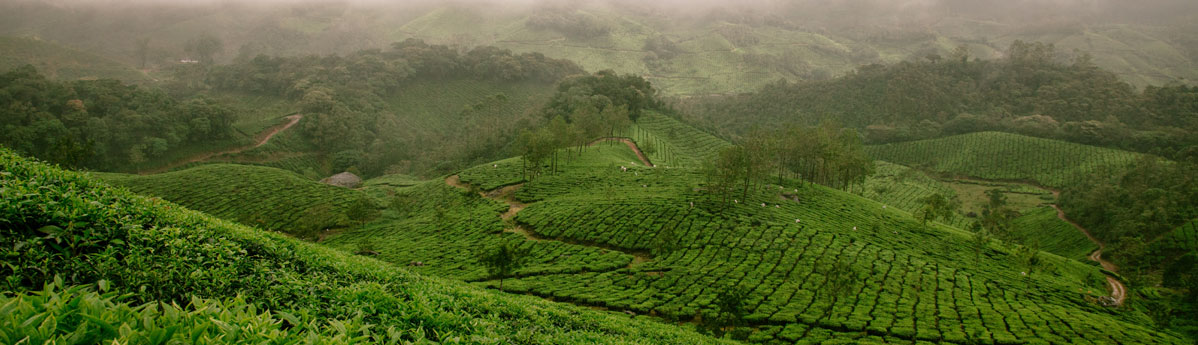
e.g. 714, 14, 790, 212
866, 132, 1147, 188
330, 128, 1182, 344
622, 111, 731, 167
859, 161, 1055, 229
96, 164, 371, 238
323, 145, 653, 281
1010, 207, 1101, 261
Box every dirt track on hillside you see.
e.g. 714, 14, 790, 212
587, 137, 654, 167
1051, 203, 1126, 306
143, 114, 303, 174
445, 173, 652, 268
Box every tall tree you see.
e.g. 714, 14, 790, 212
478, 242, 528, 290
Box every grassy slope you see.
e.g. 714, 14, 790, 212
335, 115, 1183, 344
95, 164, 370, 238
0, 35, 148, 82
1011, 207, 1101, 261
865, 131, 1147, 188
325, 145, 645, 281
0, 148, 734, 344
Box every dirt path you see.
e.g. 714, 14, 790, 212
143, 114, 303, 174
587, 137, 654, 167
445, 175, 652, 267
1051, 203, 1126, 306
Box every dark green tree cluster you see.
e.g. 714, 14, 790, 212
513, 71, 663, 181
705, 122, 874, 205
544, 70, 659, 123
1061, 158, 1197, 247
0, 66, 234, 170
679, 40, 1198, 159
189, 39, 585, 176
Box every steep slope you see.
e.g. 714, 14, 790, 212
96, 164, 375, 239
0, 148, 734, 344
865, 132, 1148, 188
1010, 207, 1102, 261
329, 117, 1184, 343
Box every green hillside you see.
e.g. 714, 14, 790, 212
0, 148, 734, 344
322, 120, 1183, 344
1010, 207, 1101, 261
1152, 219, 1198, 257
866, 132, 1147, 188
0, 36, 147, 82
96, 164, 375, 239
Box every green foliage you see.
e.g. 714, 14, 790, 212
479, 241, 530, 289
866, 131, 1146, 188
0, 36, 148, 82
545, 70, 659, 122
0, 148, 737, 344
679, 41, 1198, 156
1061, 157, 1197, 250
914, 193, 958, 226
0, 67, 236, 170
1009, 207, 1099, 261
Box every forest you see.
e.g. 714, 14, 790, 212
679, 41, 1198, 161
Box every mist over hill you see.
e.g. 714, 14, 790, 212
3, 0, 1195, 93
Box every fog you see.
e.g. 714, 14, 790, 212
27, 0, 1198, 24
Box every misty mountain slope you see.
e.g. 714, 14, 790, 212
0, 36, 148, 82
4, 1, 1193, 96
0, 148, 736, 344
391, 3, 1196, 95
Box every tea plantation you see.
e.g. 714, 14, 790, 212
1009, 207, 1101, 261
865, 132, 1147, 188
324, 118, 1186, 344
95, 164, 377, 239
0, 148, 736, 344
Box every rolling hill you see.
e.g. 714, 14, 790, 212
0, 148, 734, 344
320, 116, 1183, 343
865, 132, 1148, 188
96, 164, 375, 239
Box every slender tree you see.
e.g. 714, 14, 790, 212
478, 242, 528, 290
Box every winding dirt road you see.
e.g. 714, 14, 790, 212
1052, 204, 1126, 306
143, 114, 303, 174
587, 137, 654, 167
445, 173, 653, 267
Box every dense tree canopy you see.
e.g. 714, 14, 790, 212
0, 66, 233, 170
679, 41, 1198, 159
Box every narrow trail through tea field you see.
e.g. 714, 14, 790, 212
445, 174, 653, 267
587, 137, 654, 167
143, 114, 303, 174
1051, 204, 1126, 306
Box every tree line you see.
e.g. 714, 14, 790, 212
704, 122, 875, 205
515, 70, 661, 181
0, 66, 234, 170
678, 40, 1198, 161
